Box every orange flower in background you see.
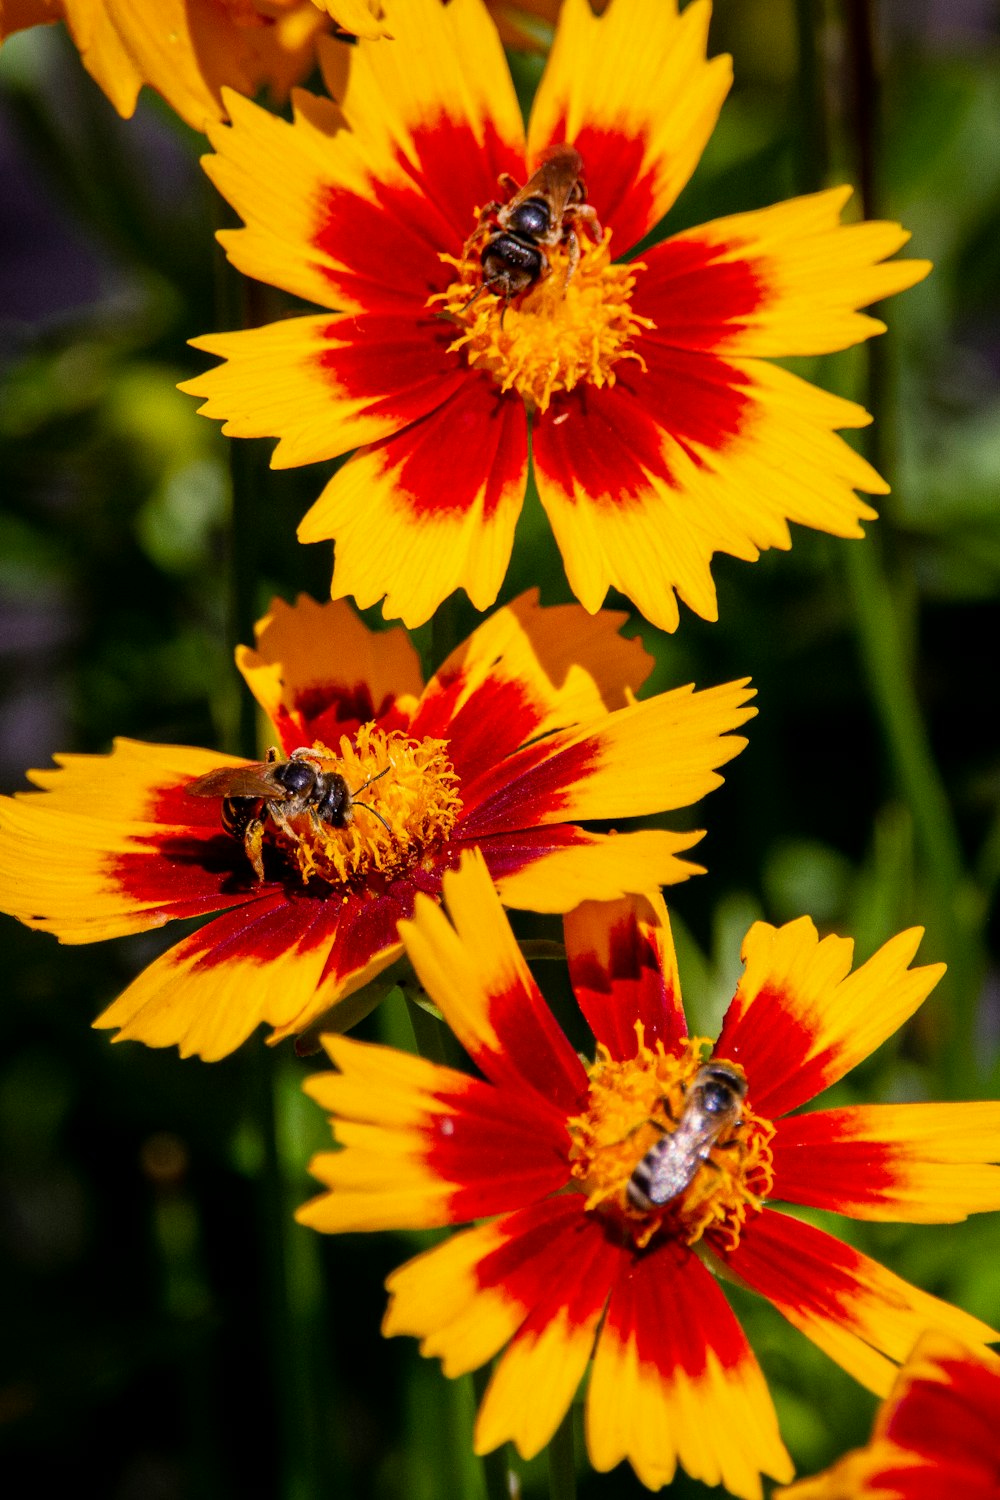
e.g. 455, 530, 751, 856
0, 0, 388, 131
182, 0, 929, 631
0, 592, 754, 1060
778, 1333, 1000, 1499
298, 853, 1000, 1498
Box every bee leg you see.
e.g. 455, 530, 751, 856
244, 820, 266, 882
572, 202, 603, 243
563, 227, 580, 288
463, 201, 502, 260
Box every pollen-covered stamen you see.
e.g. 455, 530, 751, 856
264, 723, 462, 889
431, 233, 653, 415
567, 1029, 774, 1252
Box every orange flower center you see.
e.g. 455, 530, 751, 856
432, 232, 652, 414
567, 1029, 774, 1252
244, 724, 462, 889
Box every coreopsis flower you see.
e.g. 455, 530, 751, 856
0, 592, 753, 1061
298, 853, 1000, 1499
182, 0, 929, 632
778, 1333, 1000, 1499
0, 0, 387, 132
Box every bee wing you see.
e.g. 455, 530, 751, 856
527, 144, 584, 216
185, 764, 284, 800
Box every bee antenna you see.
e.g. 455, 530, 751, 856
352, 801, 392, 835
351, 764, 392, 797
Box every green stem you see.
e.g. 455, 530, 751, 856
471, 1365, 514, 1500
547, 1405, 577, 1500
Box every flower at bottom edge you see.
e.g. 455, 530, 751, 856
297, 849, 1000, 1498
0, 589, 753, 1061
776, 1332, 1000, 1500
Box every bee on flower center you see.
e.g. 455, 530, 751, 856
627, 1061, 748, 1212
186, 746, 391, 882
464, 143, 603, 321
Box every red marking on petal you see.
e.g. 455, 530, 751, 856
311, 179, 452, 310
412, 669, 550, 783
275, 684, 412, 750
312, 312, 464, 414
409, 118, 525, 250
883, 1356, 1000, 1484
604, 1234, 747, 1379
470, 1195, 614, 1309
378, 376, 525, 522
716, 983, 826, 1120
419, 1080, 571, 1218
178, 888, 338, 971
771, 1113, 901, 1214
458, 736, 598, 836
569, 908, 687, 1061
466, 825, 592, 881
637, 235, 766, 351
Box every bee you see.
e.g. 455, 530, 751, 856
627, 1062, 748, 1212
185, 746, 391, 882
465, 143, 602, 318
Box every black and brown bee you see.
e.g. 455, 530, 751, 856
627, 1062, 748, 1212
186, 746, 391, 882
464, 143, 603, 318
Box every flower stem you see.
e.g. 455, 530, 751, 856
547, 1405, 577, 1500
471, 1365, 515, 1500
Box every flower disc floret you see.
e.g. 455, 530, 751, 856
264, 724, 462, 889
568, 1029, 774, 1251
434, 234, 652, 414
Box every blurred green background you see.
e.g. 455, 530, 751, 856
1, 2, 999, 1496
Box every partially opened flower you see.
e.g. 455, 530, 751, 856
778, 1333, 1000, 1499
298, 852, 1000, 1498
0, 0, 387, 132
182, 0, 929, 631
0, 592, 753, 1060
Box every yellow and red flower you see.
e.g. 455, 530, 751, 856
182, 0, 929, 631
779, 1333, 1000, 1499
298, 853, 1000, 1498
0, 0, 387, 132
0, 592, 753, 1060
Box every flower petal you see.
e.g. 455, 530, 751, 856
643, 187, 931, 359
771, 1103, 1000, 1223
398, 850, 589, 1113
588, 1239, 792, 1498
0, 740, 255, 942
93, 891, 340, 1061
317, 0, 525, 251
459, 676, 755, 834
202, 83, 456, 315
182, 311, 464, 468
532, 356, 885, 633
236, 593, 423, 747
411, 589, 653, 772
299, 382, 528, 626
564, 891, 687, 1059
486, 826, 706, 911
715, 919, 945, 1118
473, 1208, 622, 1459
383, 1195, 598, 1379
528, 0, 731, 252
296, 1034, 570, 1231
104, 0, 242, 129
722, 1210, 997, 1397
